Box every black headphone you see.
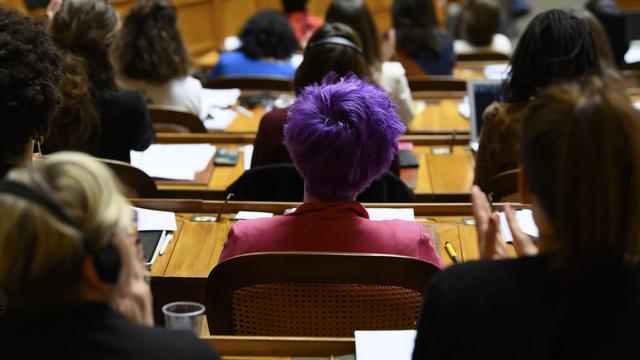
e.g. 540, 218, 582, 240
0, 181, 122, 284
307, 36, 365, 57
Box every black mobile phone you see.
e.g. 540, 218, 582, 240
214, 148, 239, 166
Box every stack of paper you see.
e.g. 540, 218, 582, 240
204, 108, 238, 130
235, 211, 274, 220
130, 144, 216, 180
498, 209, 539, 243
483, 63, 510, 80
200, 88, 241, 119
366, 208, 415, 221
355, 330, 417, 360
133, 207, 177, 231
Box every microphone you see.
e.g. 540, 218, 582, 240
215, 192, 234, 222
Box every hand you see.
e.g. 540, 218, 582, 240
471, 185, 508, 259
503, 204, 539, 256
380, 28, 396, 62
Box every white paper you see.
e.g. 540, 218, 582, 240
200, 88, 241, 119
130, 144, 216, 180
634, 102, 640, 111
235, 211, 274, 220
355, 330, 417, 360
133, 207, 177, 231
366, 208, 415, 221
204, 108, 237, 130
499, 209, 539, 243
483, 63, 510, 80
457, 102, 470, 119
625, 40, 640, 64
243, 145, 254, 171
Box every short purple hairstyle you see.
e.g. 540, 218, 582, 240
284, 74, 406, 201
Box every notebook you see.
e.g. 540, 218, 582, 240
467, 79, 503, 152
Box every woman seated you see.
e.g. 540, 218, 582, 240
392, 0, 455, 75
326, 0, 415, 124
281, 0, 324, 47
116, 0, 203, 118
251, 22, 370, 168
473, 9, 602, 188
0, 152, 217, 359
454, 0, 512, 56
220, 75, 443, 268
46, 0, 154, 163
208, 10, 298, 79
412, 77, 640, 357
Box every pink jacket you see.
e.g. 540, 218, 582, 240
219, 202, 444, 268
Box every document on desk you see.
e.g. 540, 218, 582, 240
498, 209, 539, 243
133, 207, 177, 231
235, 211, 274, 220
204, 108, 237, 130
130, 144, 216, 180
355, 330, 417, 360
366, 208, 415, 221
483, 63, 510, 80
200, 88, 241, 118
243, 145, 254, 170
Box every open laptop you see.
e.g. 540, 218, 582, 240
467, 79, 503, 152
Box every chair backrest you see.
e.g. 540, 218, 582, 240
225, 164, 415, 202
204, 76, 294, 92
483, 168, 519, 202
100, 158, 158, 198
205, 252, 440, 336
457, 52, 510, 62
407, 75, 467, 92
147, 105, 207, 133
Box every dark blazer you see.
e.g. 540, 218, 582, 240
413, 256, 640, 358
0, 302, 219, 359
93, 90, 154, 163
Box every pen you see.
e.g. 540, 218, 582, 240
159, 232, 173, 256
444, 241, 459, 264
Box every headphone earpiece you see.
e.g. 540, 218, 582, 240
307, 36, 365, 57
0, 181, 122, 284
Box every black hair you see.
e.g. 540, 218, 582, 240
586, 0, 629, 69
504, 10, 602, 103
282, 0, 308, 13
239, 10, 298, 60
294, 23, 370, 95
325, 0, 381, 65
0, 6, 62, 162
392, 0, 442, 57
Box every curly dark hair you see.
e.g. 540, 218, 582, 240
392, 0, 442, 58
47, 0, 118, 153
239, 10, 298, 60
0, 6, 62, 162
116, 0, 191, 85
504, 10, 602, 103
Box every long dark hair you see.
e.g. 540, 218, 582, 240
504, 10, 602, 103
521, 77, 640, 277
117, 0, 191, 85
295, 23, 370, 95
392, 0, 442, 57
325, 0, 381, 66
48, 0, 118, 152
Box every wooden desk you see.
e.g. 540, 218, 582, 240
153, 144, 474, 201
205, 335, 355, 359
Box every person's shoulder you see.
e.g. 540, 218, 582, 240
219, 51, 246, 63
122, 322, 218, 359
102, 89, 147, 107
381, 61, 407, 76
230, 216, 289, 235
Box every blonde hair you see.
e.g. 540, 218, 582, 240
0, 152, 131, 309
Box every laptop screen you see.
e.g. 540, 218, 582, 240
468, 80, 503, 148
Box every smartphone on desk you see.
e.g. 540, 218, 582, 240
214, 148, 239, 166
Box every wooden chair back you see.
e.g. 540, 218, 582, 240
457, 52, 510, 62
205, 252, 440, 336
408, 75, 467, 92
484, 168, 519, 202
100, 158, 158, 198
147, 105, 207, 133
204, 76, 294, 92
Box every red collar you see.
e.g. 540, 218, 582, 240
290, 202, 370, 219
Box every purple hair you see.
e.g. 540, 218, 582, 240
284, 73, 406, 201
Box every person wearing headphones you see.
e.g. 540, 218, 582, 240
0, 152, 218, 359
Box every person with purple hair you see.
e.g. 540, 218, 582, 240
219, 75, 443, 268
